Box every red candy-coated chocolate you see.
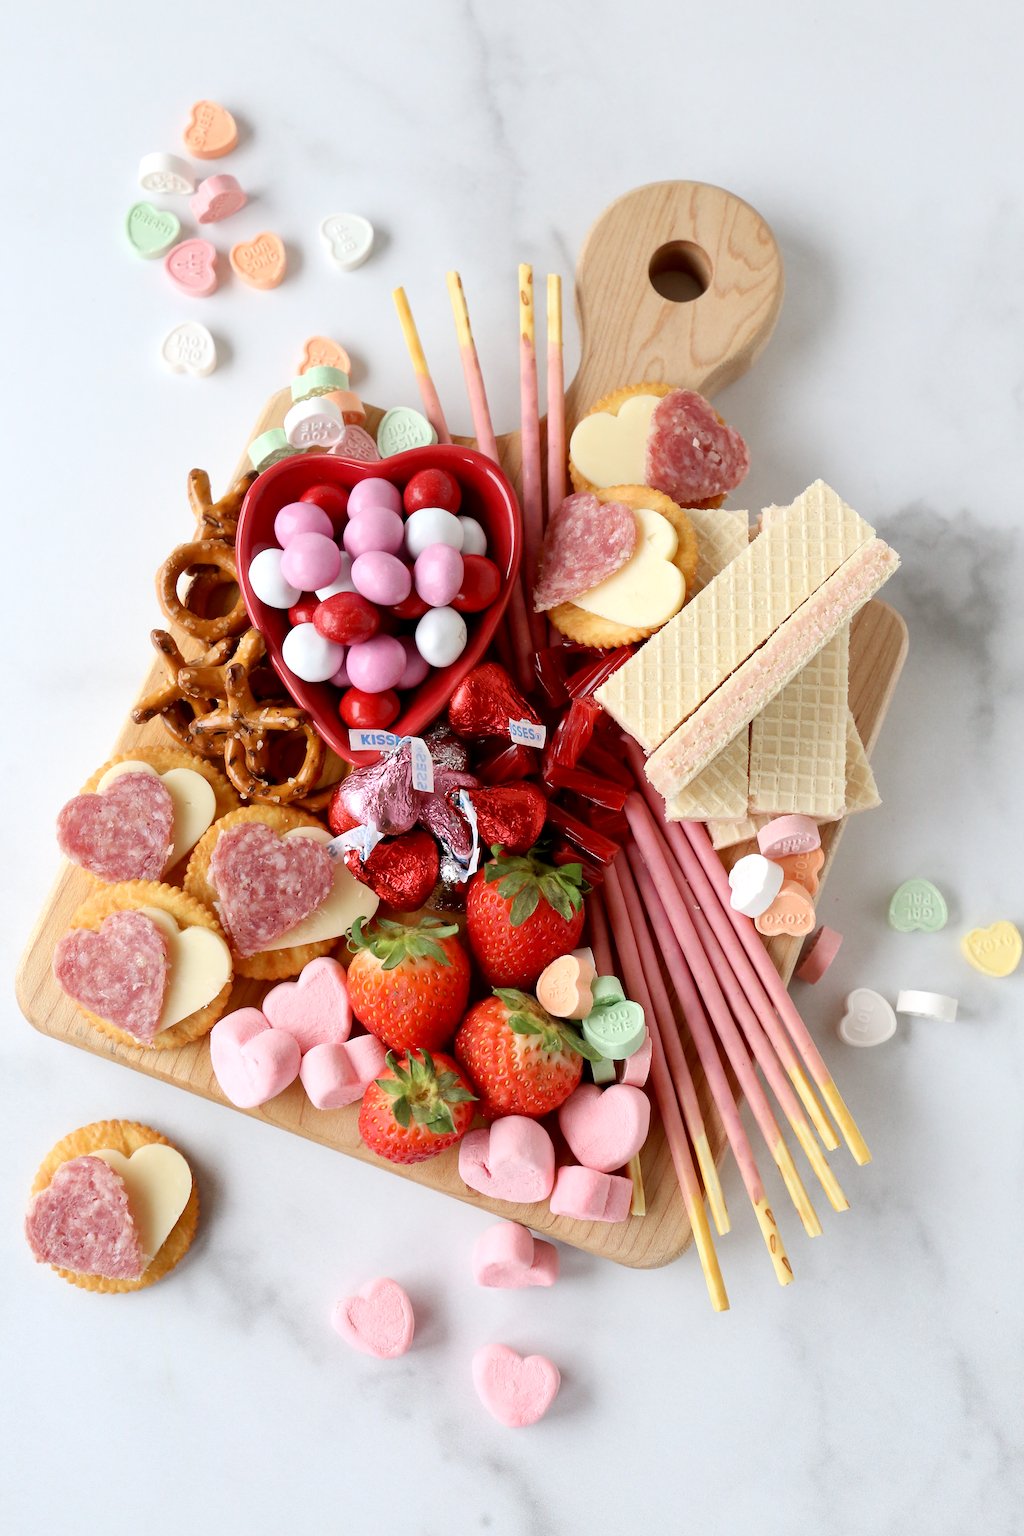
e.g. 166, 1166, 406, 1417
403, 468, 462, 516
580, 740, 634, 790
544, 763, 628, 811
547, 697, 601, 770
564, 646, 635, 699
300, 483, 349, 526
314, 591, 380, 645
452, 554, 501, 614
338, 688, 400, 729
289, 594, 320, 626
546, 801, 620, 865
391, 590, 430, 622
473, 741, 537, 786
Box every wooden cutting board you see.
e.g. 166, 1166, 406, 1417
16, 181, 907, 1268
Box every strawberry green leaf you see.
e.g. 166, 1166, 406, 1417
509, 885, 541, 926
392, 1097, 412, 1129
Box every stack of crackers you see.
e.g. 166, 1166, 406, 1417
595, 482, 898, 844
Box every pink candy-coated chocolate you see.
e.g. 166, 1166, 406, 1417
209, 1008, 301, 1108
280, 531, 342, 592
347, 477, 402, 517
346, 634, 407, 693
756, 815, 821, 858
351, 550, 412, 606
458, 1117, 555, 1203
329, 656, 350, 687
333, 1278, 414, 1359
472, 1344, 560, 1428
261, 957, 352, 1054
343, 507, 405, 559
557, 1083, 651, 1174
275, 501, 334, 545
164, 238, 218, 297
191, 173, 247, 223
299, 1034, 387, 1109
548, 1164, 633, 1223
617, 1026, 652, 1087
414, 543, 464, 608
796, 925, 844, 984
471, 1222, 559, 1289
396, 635, 429, 690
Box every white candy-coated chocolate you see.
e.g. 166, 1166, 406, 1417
281, 623, 345, 682
458, 516, 488, 556
140, 905, 232, 1030
284, 396, 344, 450
138, 152, 196, 195
249, 547, 301, 609
94, 1144, 192, 1262
405, 506, 464, 559
97, 761, 216, 868
264, 828, 379, 949
569, 393, 660, 487
573, 507, 684, 627
414, 607, 467, 668
316, 553, 357, 600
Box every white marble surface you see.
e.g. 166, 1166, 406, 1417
2, 3, 1022, 1531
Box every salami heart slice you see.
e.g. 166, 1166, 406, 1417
54, 910, 170, 1042
533, 493, 638, 612
26, 1155, 146, 1281
645, 389, 749, 504
57, 772, 175, 883
210, 823, 334, 957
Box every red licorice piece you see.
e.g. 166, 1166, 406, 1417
548, 697, 601, 771
580, 741, 634, 790
582, 804, 630, 841
543, 763, 628, 811
551, 841, 605, 886
563, 646, 635, 699
545, 801, 620, 865
533, 646, 570, 708
473, 741, 537, 786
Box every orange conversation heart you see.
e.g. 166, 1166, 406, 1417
230, 233, 287, 291
300, 336, 352, 375
183, 100, 238, 160
536, 954, 595, 1020
774, 847, 824, 896
755, 881, 816, 938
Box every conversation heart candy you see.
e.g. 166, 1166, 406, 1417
377, 406, 437, 456
888, 878, 948, 933
284, 397, 344, 449
164, 238, 218, 297
126, 202, 180, 259
757, 815, 820, 859
728, 853, 784, 918
774, 846, 825, 897
961, 921, 1021, 978
191, 173, 247, 223
138, 152, 196, 195
160, 321, 217, 377
183, 99, 238, 159
896, 989, 959, 1022
299, 335, 352, 374
837, 988, 897, 1047
331, 425, 381, 463
319, 212, 374, 271
249, 428, 296, 473
581, 992, 646, 1061
536, 952, 595, 1020
754, 881, 816, 938
230, 232, 287, 290
795, 925, 843, 984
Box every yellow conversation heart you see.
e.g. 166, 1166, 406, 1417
961, 921, 1021, 978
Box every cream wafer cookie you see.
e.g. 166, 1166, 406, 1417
748, 628, 849, 817
596, 481, 878, 752
686, 505, 750, 595
646, 537, 899, 797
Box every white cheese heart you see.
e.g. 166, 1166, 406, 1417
568, 393, 660, 487
573, 508, 684, 627
97, 761, 217, 868
262, 827, 380, 951
94, 1144, 192, 1262
139, 905, 232, 1029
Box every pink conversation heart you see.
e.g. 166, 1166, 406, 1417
472, 1222, 559, 1289
548, 1165, 633, 1223
332, 1278, 414, 1358
164, 238, 219, 297
262, 957, 352, 1055
458, 1117, 555, 1204
209, 1008, 301, 1108
299, 1034, 387, 1109
472, 1344, 560, 1428
617, 1027, 652, 1087
191, 173, 247, 223
557, 1083, 651, 1174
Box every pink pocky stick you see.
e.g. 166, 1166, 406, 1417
545, 274, 566, 520
518, 264, 547, 649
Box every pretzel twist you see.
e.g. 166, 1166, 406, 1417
157, 539, 250, 643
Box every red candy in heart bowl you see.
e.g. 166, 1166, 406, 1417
236, 446, 522, 765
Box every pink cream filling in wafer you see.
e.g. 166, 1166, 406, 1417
645, 540, 899, 798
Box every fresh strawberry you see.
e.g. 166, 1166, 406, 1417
454, 989, 599, 1119
347, 915, 471, 1052
358, 1049, 476, 1164
466, 847, 586, 987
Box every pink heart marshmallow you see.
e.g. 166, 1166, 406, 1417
209, 1008, 301, 1108
458, 1117, 555, 1204
472, 1222, 559, 1289
262, 957, 352, 1055
548, 1165, 633, 1223
472, 1344, 560, 1428
299, 1034, 387, 1110
557, 1083, 651, 1174
332, 1277, 414, 1358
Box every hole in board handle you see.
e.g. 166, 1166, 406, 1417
648, 241, 713, 303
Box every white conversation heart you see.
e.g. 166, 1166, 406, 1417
728, 853, 785, 918
161, 322, 217, 378
319, 213, 374, 271
837, 988, 897, 1047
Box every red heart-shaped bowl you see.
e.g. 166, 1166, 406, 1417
236, 446, 522, 765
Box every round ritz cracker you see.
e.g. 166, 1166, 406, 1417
184, 803, 338, 981
29, 1120, 198, 1294
568, 380, 726, 509
62, 880, 233, 1050
548, 484, 699, 648
78, 747, 239, 876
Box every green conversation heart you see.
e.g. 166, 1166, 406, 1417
376, 406, 437, 457
888, 878, 948, 933
126, 202, 181, 259
589, 975, 625, 1009
582, 997, 646, 1061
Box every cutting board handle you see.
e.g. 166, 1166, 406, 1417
565, 180, 784, 426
